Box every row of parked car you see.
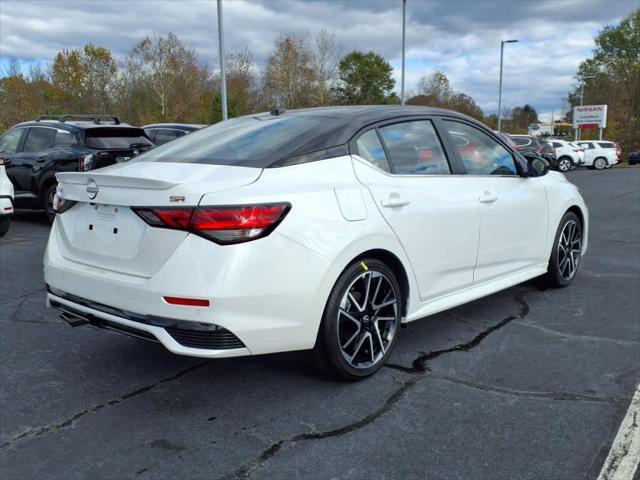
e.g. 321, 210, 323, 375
497, 133, 622, 173
0, 115, 204, 234
0, 113, 636, 239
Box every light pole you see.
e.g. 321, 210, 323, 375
401, 0, 406, 105
217, 0, 228, 121
576, 74, 595, 140
497, 39, 518, 132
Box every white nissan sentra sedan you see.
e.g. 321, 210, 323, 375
44, 106, 588, 380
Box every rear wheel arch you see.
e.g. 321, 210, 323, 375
351, 249, 410, 318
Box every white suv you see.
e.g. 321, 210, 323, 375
0, 155, 14, 236
576, 141, 620, 170
548, 139, 585, 172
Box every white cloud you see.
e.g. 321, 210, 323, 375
0, 0, 637, 115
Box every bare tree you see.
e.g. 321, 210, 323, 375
311, 29, 340, 106
263, 34, 316, 109
127, 33, 207, 119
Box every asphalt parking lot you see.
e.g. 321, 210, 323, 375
1, 168, 639, 480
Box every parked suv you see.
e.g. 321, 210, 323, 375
143, 123, 206, 146
0, 115, 153, 220
0, 154, 14, 236
548, 139, 584, 172
575, 141, 620, 170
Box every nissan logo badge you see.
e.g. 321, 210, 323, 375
86, 180, 99, 200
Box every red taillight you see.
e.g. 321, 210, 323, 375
537, 146, 544, 153
78, 154, 94, 172
163, 296, 210, 307
134, 203, 290, 245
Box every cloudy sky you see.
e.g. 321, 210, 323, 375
1, 0, 637, 121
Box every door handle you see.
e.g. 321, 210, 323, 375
479, 191, 498, 204
381, 193, 410, 208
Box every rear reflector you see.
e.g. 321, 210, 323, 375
134, 203, 290, 245
163, 296, 210, 307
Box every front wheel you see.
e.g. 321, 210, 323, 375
593, 157, 608, 170
542, 212, 583, 288
313, 258, 402, 380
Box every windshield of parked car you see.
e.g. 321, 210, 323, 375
134, 115, 326, 167
85, 127, 152, 149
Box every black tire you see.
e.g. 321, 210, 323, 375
313, 258, 403, 380
557, 157, 572, 172
0, 217, 9, 237
43, 183, 57, 223
593, 157, 608, 170
542, 211, 583, 288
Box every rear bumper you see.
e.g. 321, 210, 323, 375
48, 290, 251, 358
0, 196, 13, 216
44, 219, 333, 357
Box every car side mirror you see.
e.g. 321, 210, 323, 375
523, 153, 549, 177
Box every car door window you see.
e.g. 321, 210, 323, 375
378, 120, 450, 175
0, 129, 25, 153
23, 127, 56, 152
355, 129, 391, 172
579, 142, 595, 149
445, 121, 517, 175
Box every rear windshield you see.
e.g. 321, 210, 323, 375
134, 115, 326, 167
84, 127, 152, 149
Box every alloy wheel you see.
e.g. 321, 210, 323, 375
337, 270, 399, 369
557, 219, 581, 281
559, 159, 571, 172
594, 158, 607, 170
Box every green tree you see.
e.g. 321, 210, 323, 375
334, 51, 395, 104
566, 9, 639, 152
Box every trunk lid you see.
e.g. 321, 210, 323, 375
54, 162, 262, 277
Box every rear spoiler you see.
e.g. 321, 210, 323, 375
56, 172, 177, 190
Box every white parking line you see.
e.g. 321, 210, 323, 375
598, 384, 640, 480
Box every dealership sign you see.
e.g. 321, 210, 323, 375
573, 104, 607, 129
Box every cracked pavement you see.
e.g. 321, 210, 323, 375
1, 169, 639, 480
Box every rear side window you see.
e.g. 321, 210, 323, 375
445, 121, 517, 175
0, 129, 25, 153
355, 130, 390, 172
598, 142, 615, 149
152, 129, 185, 146
23, 127, 56, 152
55, 130, 75, 146
85, 128, 152, 149
511, 136, 531, 146
378, 120, 450, 175
579, 142, 595, 149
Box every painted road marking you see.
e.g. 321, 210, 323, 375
598, 384, 640, 480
